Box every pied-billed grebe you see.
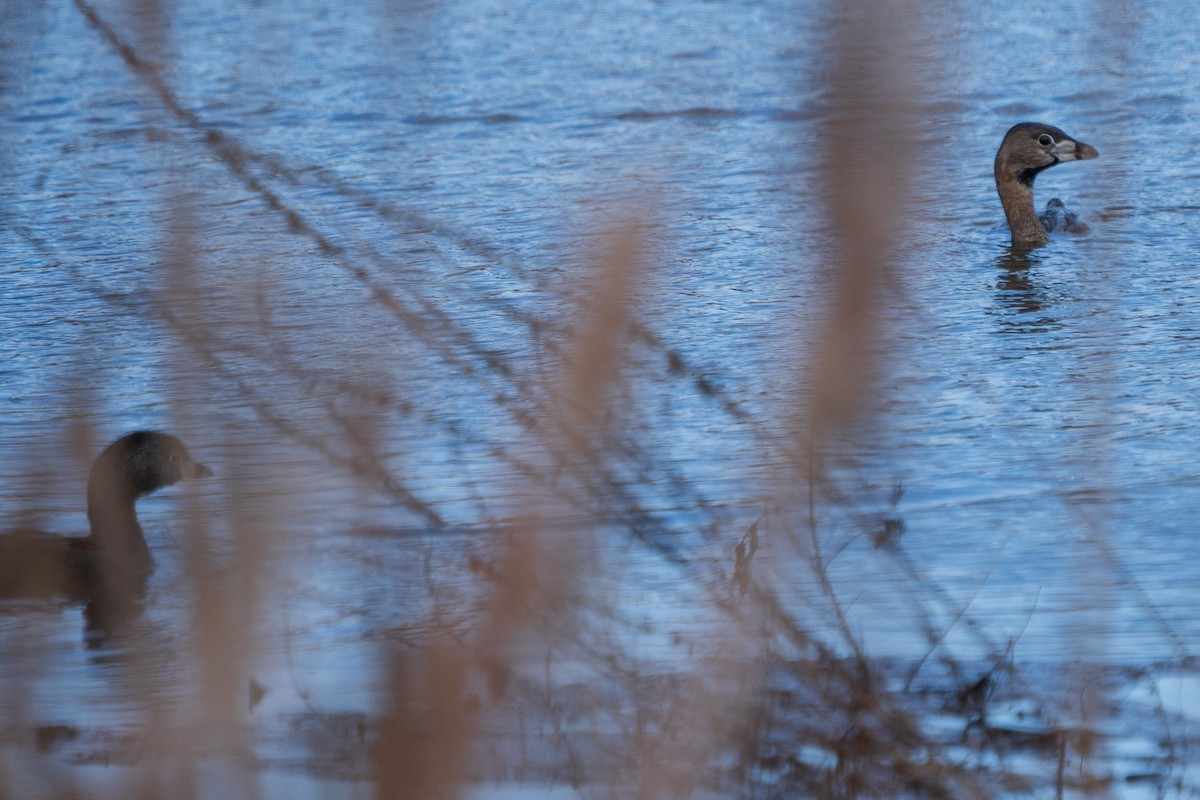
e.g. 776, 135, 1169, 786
0, 431, 211, 601
995, 122, 1098, 248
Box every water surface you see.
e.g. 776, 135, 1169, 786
3, 0, 1200, 793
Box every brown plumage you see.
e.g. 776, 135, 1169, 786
994, 122, 1098, 248
0, 431, 211, 602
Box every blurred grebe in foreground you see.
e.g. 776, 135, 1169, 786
994, 122, 1098, 248
0, 431, 211, 602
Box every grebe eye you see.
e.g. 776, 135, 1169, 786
1037, 133, 1054, 147
169, 452, 184, 467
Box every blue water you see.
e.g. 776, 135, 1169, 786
4, 0, 1200, 792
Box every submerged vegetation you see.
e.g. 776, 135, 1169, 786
2, 0, 1197, 798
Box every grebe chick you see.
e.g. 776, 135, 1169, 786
0, 431, 211, 601
994, 122, 1098, 248
1040, 198, 1089, 235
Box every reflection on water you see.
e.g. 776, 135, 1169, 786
994, 248, 1050, 314
990, 247, 1071, 335
4, 0, 1200, 795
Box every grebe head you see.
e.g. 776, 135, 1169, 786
88, 430, 212, 501
995, 122, 1098, 186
